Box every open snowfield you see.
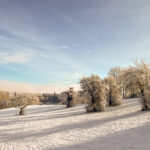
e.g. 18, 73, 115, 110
0, 98, 150, 150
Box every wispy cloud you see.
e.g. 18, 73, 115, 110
0, 51, 33, 63
60, 45, 70, 49
35, 48, 80, 69
54, 10, 82, 29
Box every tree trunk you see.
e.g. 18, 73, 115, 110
141, 89, 148, 111
109, 91, 112, 106
122, 86, 126, 99
91, 96, 95, 104
67, 94, 74, 108
19, 107, 26, 115
67, 100, 74, 107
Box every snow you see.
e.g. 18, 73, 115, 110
0, 98, 150, 150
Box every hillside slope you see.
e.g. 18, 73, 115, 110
0, 98, 150, 150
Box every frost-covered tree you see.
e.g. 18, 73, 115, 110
123, 61, 150, 110
11, 94, 40, 115
75, 90, 89, 104
109, 66, 139, 99
103, 77, 122, 106
120, 68, 138, 98
108, 67, 130, 98
108, 67, 122, 84
80, 75, 106, 112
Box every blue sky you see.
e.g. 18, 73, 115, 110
0, 0, 150, 92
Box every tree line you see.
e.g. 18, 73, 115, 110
0, 60, 150, 115
67, 60, 150, 112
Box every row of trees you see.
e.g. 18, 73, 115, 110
78, 60, 150, 112
0, 60, 150, 115
79, 75, 121, 112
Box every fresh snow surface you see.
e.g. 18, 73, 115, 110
0, 98, 150, 150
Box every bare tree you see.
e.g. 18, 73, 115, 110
80, 75, 106, 112
11, 94, 40, 115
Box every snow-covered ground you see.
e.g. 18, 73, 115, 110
0, 98, 150, 150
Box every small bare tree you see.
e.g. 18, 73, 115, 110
11, 94, 40, 115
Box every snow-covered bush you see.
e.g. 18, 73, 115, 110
80, 75, 106, 112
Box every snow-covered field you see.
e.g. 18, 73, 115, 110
0, 98, 150, 150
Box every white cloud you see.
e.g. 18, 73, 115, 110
0, 80, 80, 94
0, 52, 32, 63
60, 45, 70, 49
